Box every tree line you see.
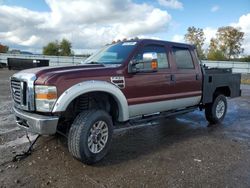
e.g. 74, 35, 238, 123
43, 38, 73, 56
184, 26, 249, 61
1, 26, 249, 62
25, 26, 250, 62
0, 39, 73, 56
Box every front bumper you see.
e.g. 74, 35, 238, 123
13, 107, 59, 135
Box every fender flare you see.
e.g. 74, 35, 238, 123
52, 80, 129, 121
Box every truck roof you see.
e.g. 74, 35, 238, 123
118, 38, 196, 49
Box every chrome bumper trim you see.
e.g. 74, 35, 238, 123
13, 107, 59, 135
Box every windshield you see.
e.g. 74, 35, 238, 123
84, 42, 137, 65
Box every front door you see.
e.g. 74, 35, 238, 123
124, 42, 175, 117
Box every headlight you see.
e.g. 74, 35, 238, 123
35, 85, 57, 112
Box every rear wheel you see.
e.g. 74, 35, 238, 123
205, 94, 227, 124
68, 110, 113, 164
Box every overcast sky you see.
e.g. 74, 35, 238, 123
0, 0, 249, 54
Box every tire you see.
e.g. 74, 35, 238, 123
68, 110, 113, 164
205, 94, 227, 124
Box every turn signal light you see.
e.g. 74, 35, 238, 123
36, 93, 57, 100
151, 61, 158, 69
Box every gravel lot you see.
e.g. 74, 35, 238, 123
0, 69, 250, 188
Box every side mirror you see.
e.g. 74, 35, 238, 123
128, 52, 158, 73
143, 52, 157, 62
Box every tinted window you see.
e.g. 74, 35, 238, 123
133, 45, 169, 69
173, 47, 194, 69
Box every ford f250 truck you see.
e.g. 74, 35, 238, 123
10, 39, 241, 164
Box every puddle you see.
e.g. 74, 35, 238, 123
176, 117, 201, 126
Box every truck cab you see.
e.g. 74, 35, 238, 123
124, 40, 202, 117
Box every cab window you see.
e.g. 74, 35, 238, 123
172, 47, 194, 69
133, 45, 169, 69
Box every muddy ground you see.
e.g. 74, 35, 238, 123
0, 69, 250, 188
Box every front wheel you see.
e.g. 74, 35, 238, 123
205, 95, 227, 124
68, 110, 113, 164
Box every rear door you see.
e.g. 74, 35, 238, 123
169, 45, 202, 108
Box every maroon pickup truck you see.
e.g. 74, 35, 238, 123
10, 39, 241, 164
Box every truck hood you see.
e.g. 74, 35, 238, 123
16, 63, 124, 96
18, 64, 113, 84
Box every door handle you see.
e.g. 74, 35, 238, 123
170, 74, 175, 82
196, 74, 199, 80
165, 74, 175, 83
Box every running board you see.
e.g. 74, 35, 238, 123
115, 107, 198, 129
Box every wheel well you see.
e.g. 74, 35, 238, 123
214, 86, 231, 98
60, 91, 119, 125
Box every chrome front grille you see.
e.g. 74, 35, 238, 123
11, 80, 21, 103
11, 79, 22, 104
10, 73, 36, 111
